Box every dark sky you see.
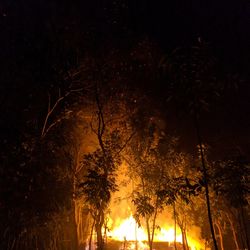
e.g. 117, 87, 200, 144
1, 1, 250, 61
1, 0, 250, 157
1, 0, 250, 71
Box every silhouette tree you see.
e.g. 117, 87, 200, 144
78, 86, 125, 250
211, 155, 250, 250
161, 40, 224, 250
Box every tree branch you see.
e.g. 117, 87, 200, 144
116, 130, 136, 156
41, 88, 83, 138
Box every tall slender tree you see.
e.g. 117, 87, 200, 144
161, 40, 223, 250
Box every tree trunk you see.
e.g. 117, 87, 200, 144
181, 227, 187, 250
173, 203, 177, 250
194, 115, 219, 250
150, 209, 158, 250
89, 219, 95, 250
240, 204, 250, 250
184, 229, 189, 250
226, 213, 240, 250
214, 221, 224, 250
95, 223, 103, 250
176, 214, 187, 250
146, 218, 152, 250
237, 211, 245, 250
95, 210, 105, 250
72, 200, 79, 250
135, 221, 138, 250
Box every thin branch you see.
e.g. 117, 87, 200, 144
42, 118, 62, 139
95, 86, 105, 134
41, 88, 83, 138
94, 86, 106, 155
41, 94, 64, 138
116, 130, 137, 156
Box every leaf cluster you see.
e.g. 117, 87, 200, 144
211, 155, 250, 208
157, 177, 202, 206
132, 193, 155, 226
79, 168, 117, 210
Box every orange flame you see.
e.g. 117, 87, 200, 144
107, 215, 205, 250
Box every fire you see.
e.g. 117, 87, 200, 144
107, 215, 183, 243
108, 215, 147, 241
107, 215, 204, 250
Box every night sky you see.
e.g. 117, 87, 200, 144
1, 0, 250, 156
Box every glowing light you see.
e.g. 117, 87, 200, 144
108, 215, 147, 241
154, 227, 183, 243
107, 215, 204, 250
107, 215, 183, 243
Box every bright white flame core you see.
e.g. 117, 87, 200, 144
107, 215, 203, 250
107, 215, 182, 243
